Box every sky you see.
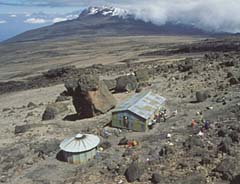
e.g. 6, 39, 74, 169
0, 0, 240, 41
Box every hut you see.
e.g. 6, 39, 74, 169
59, 133, 100, 164
112, 91, 166, 132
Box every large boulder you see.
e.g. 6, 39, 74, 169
115, 75, 138, 92
65, 75, 116, 118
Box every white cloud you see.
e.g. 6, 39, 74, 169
10, 14, 17, 17
25, 13, 31, 17
24, 18, 47, 24
122, 0, 240, 33
0, 20, 7, 24
39, 0, 240, 33
52, 17, 67, 23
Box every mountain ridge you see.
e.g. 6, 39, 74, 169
4, 6, 221, 43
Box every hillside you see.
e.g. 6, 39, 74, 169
5, 7, 209, 43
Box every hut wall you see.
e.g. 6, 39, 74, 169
63, 148, 97, 164
112, 111, 147, 132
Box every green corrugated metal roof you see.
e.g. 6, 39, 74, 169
112, 91, 166, 120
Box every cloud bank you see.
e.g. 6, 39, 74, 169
123, 0, 240, 33
1, 0, 240, 33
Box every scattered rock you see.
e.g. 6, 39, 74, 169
151, 173, 161, 184
2, 108, 11, 112
159, 145, 174, 157
227, 72, 234, 78
200, 154, 211, 165
218, 128, 228, 137
14, 124, 30, 134
229, 131, 239, 143
135, 86, 143, 93
42, 103, 68, 121
106, 160, 118, 172
135, 69, 150, 82
30, 139, 60, 156
196, 91, 208, 102
43, 66, 77, 79
27, 102, 37, 108
25, 112, 35, 118
218, 137, 232, 154
183, 136, 204, 150
118, 137, 128, 145
220, 61, 235, 67
214, 157, 236, 181
42, 106, 56, 121
178, 174, 206, 184
216, 97, 226, 103
55, 95, 70, 102
99, 141, 111, 150
122, 149, 134, 157
125, 162, 143, 182
229, 77, 239, 85
115, 75, 138, 92
231, 174, 240, 184
178, 60, 193, 72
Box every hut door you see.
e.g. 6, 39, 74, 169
123, 116, 129, 129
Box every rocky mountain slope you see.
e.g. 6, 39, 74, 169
0, 35, 240, 184
5, 6, 210, 43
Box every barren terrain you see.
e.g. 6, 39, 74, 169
0, 35, 240, 184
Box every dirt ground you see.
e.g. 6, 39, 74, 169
0, 35, 240, 184
0, 35, 204, 81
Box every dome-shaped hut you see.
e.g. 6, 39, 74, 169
59, 133, 100, 164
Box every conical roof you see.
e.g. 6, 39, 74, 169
60, 133, 100, 153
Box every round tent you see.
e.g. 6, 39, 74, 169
60, 133, 100, 164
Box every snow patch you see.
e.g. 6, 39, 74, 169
84, 6, 129, 18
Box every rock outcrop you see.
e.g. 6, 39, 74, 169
65, 75, 116, 118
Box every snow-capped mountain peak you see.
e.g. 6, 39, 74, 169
81, 6, 129, 18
